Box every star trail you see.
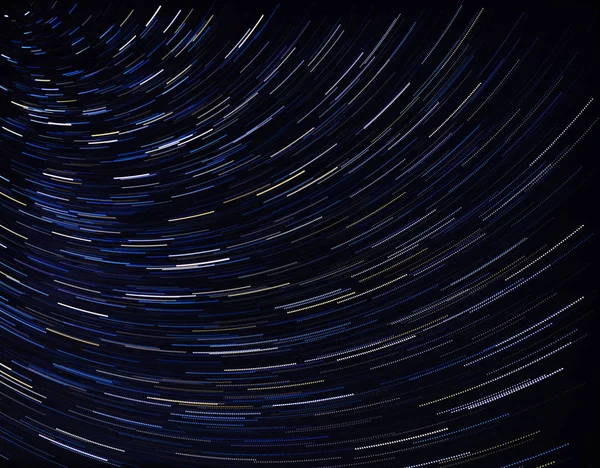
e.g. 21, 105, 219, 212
0, 1, 597, 467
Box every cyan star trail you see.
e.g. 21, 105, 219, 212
0, 1, 596, 467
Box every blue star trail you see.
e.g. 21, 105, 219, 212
0, 1, 596, 467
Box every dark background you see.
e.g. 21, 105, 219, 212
0, 0, 597, 466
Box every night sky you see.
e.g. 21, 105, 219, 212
0, 1, 597, 467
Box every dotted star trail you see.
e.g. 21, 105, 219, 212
0, 1, 596, 467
